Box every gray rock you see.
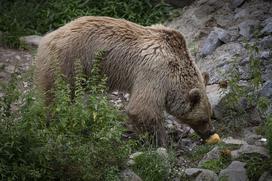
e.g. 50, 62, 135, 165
245, 133, 263, 145
19, 35, 42, 48
120, 169, 142, 181
261, 23, 272, 35
239, 63, 251, 80
166, 122, 175, 130
259, 81, 272, 99
243, 127, 262, 145
180, 138, 196, 150
260, 36, 272, 50
185, 168, 204, 177
234, 9, 249, 21
219, 161, 248, 181
206, 84, 228, 120
231, 144, 270, 159
230, 0, 246, 9
262, 65, 272, 82
239, 20, 260, 39
129, 151, 143, 160
222, 137, 247, 145
263, 17, 272, 26
124, 93, 130, 101
194, 4, 217, 19
261, 17, 272, 35
201, 31, 223, 56
127, 159, 136, 166
198, 146, 221, 167
127, 151, 144, 166
198, 42, 247, 84
185, 168, 218, 181
200, 27, 231, 56
214, 27, 232, 43
196, 171, 219, 181
258, 171, 272, 181
259, 51, 271, 60
156, 147, 168, 159
6, 64, 16, 74
248, 107, 262, 125
206, 0, 225, 9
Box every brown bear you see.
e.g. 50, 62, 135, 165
35, 16, 215, 146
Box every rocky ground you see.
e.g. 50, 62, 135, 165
0, 0, 272, 180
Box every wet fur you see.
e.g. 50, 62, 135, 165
35, 16, 209, 146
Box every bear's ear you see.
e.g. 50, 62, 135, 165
189, 88, 201, 105
202, 72, 209, 86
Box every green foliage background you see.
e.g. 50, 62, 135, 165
0, 0, 174, 47
0, 53, 134, 180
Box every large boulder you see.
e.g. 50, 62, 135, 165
198, 146, 221, 167
231, 144, 270, 159
261, 17, 272, 35
222, 137, 247, 145
259, 81, 272, 99
200, 27, 231, 56
206, 84, 228, 120
197, 42, 247, 84
120, 169, 142, 181
185, 168, 218, 181
238, 19, 260, 39
201, 30, 223, 56
259, 36, 272, 50
219, 161, 248, 181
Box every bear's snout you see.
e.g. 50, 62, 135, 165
201, 129, 216, 140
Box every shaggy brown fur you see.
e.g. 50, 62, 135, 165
35, 16, 214, 146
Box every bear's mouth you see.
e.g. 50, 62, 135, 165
196, 129, 216, 141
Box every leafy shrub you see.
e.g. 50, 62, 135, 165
238, 153, 272, 181
131, 150, 171, 181
219, 42, 271, 132
0, 53, 134, 180
198, 143, 239, 173
0, 0, 175, 48
201, 158, 230, 174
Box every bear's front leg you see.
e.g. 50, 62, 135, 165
126, 84, 168, 147
127, 109, 167, 147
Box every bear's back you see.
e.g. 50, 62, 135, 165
36, 16, 204, 95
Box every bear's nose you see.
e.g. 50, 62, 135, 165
201, 129, 216, 140
207, 129, 216, 137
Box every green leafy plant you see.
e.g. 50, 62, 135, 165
184, 144, 230, 165
199, 143, 239, 173
0, 52, 135, 180
0, 0, 175, 48
201, 157, 230, 174
238, 153, 272, 181
131, 150, 172, 181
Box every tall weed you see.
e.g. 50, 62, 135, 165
0, 52, 134, 180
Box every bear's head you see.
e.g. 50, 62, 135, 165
166, 72, 215, 140
181, 87, 214, 140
